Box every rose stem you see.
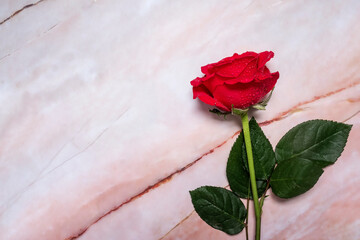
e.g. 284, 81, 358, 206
241, 112, 261, 240
245, 187, 250, 240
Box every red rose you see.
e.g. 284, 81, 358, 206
191, 51, 279, 112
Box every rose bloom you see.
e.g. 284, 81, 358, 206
191, 51, 279, 111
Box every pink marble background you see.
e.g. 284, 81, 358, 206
0, 1, 359, 239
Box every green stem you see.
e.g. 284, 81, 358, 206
245, 187, 250, 240
241, 112, 261, 240
259, 180, 271, 212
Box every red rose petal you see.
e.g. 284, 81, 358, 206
255, 66, 272, 81
201, 64, 213, 75
212, 84, 257, 109
192, 85, 230, 111
267, 71, 279, 88
191, 74, 226, 93
191, 51, 279, 110
213, 72, 279, 109
215, 57, 256, 79
190, 73, 216, 86
214, 52, 269, 81
257, 51, 274, 69
225, 75, 255, 84
201, 55, 235, 75
190, 77, 203, 87
201, 52, 258, 75
202, 74, 227, 92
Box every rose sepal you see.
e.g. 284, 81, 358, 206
209, 108, 231, 118
231, 105, 249, 116
252, 104, 266, 110
251, 88, 275, 110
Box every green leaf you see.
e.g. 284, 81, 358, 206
190, 186, 247, 235
270, 159, 324, 198
242, 118, 276, 180
275, 120, 352, 167
226, 133, 267, 199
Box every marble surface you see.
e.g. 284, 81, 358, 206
0, 1, 359, 239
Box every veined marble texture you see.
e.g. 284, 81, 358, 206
0, 0, 359, 239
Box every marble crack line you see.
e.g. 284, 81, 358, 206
0, 109, 128, 217
0, 119, 91, 217
67, 133, 237, 239
343, 109, 360, 123
261, 81, 360, 126
44, 23, 59, 34
44, 108, 128, 177
0, 21, 60, 62
0, 0, 46, 25
48, 127, 110, 174
67, 81, 359, 239
0, 122, 103, 218
159, 210, 195, 240
0, 142, 67, 217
